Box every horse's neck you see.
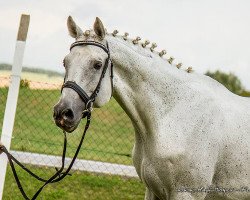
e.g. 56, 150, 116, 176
107, 36, 191, 139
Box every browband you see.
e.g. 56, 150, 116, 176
70, 40, 109, 54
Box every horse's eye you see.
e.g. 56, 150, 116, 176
94, 62, 102, 70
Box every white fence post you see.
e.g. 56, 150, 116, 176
0, 14, 30, 199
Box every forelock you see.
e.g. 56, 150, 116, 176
76, 29, 104, 42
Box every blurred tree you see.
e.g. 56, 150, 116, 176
0, 63, 64, 77
205, 70, 249, 97
20, 79, 30, 89
240, 90, 250, 97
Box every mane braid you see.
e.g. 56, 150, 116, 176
80, 29, 194, 73
108, 30, 194, 73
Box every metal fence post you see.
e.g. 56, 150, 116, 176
0, 14, 30, 199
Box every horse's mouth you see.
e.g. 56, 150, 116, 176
55, 119, 79, 133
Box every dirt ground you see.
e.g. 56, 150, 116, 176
0, 77, 61, 90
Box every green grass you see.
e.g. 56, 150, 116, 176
0, 87, 135, 165
3, 165, 145, 200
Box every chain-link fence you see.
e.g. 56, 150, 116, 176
0, 75, 145, 200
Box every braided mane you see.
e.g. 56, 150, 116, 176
78, 29, 194, 73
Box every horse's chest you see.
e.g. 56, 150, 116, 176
133, 146, 168, 199
141, 158, 167, 199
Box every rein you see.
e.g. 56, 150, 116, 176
0, 113, 91, 200
0, 40, 113, 199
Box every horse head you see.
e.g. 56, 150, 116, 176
53, 16, 113, 133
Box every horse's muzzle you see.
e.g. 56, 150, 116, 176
53, 104, 78, 133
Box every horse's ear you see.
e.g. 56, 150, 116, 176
67, 16, 83, 38
94, 17, 105, 40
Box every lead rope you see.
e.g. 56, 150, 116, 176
0, 112, 91, 200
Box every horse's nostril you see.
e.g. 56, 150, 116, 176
62, 109, 74, 120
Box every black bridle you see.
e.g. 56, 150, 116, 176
0, 40, 113, 199
61, 40, 114, 117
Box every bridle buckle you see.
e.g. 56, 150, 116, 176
81, 100, 93, 118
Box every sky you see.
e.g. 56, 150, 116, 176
0, 0, 250, 89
